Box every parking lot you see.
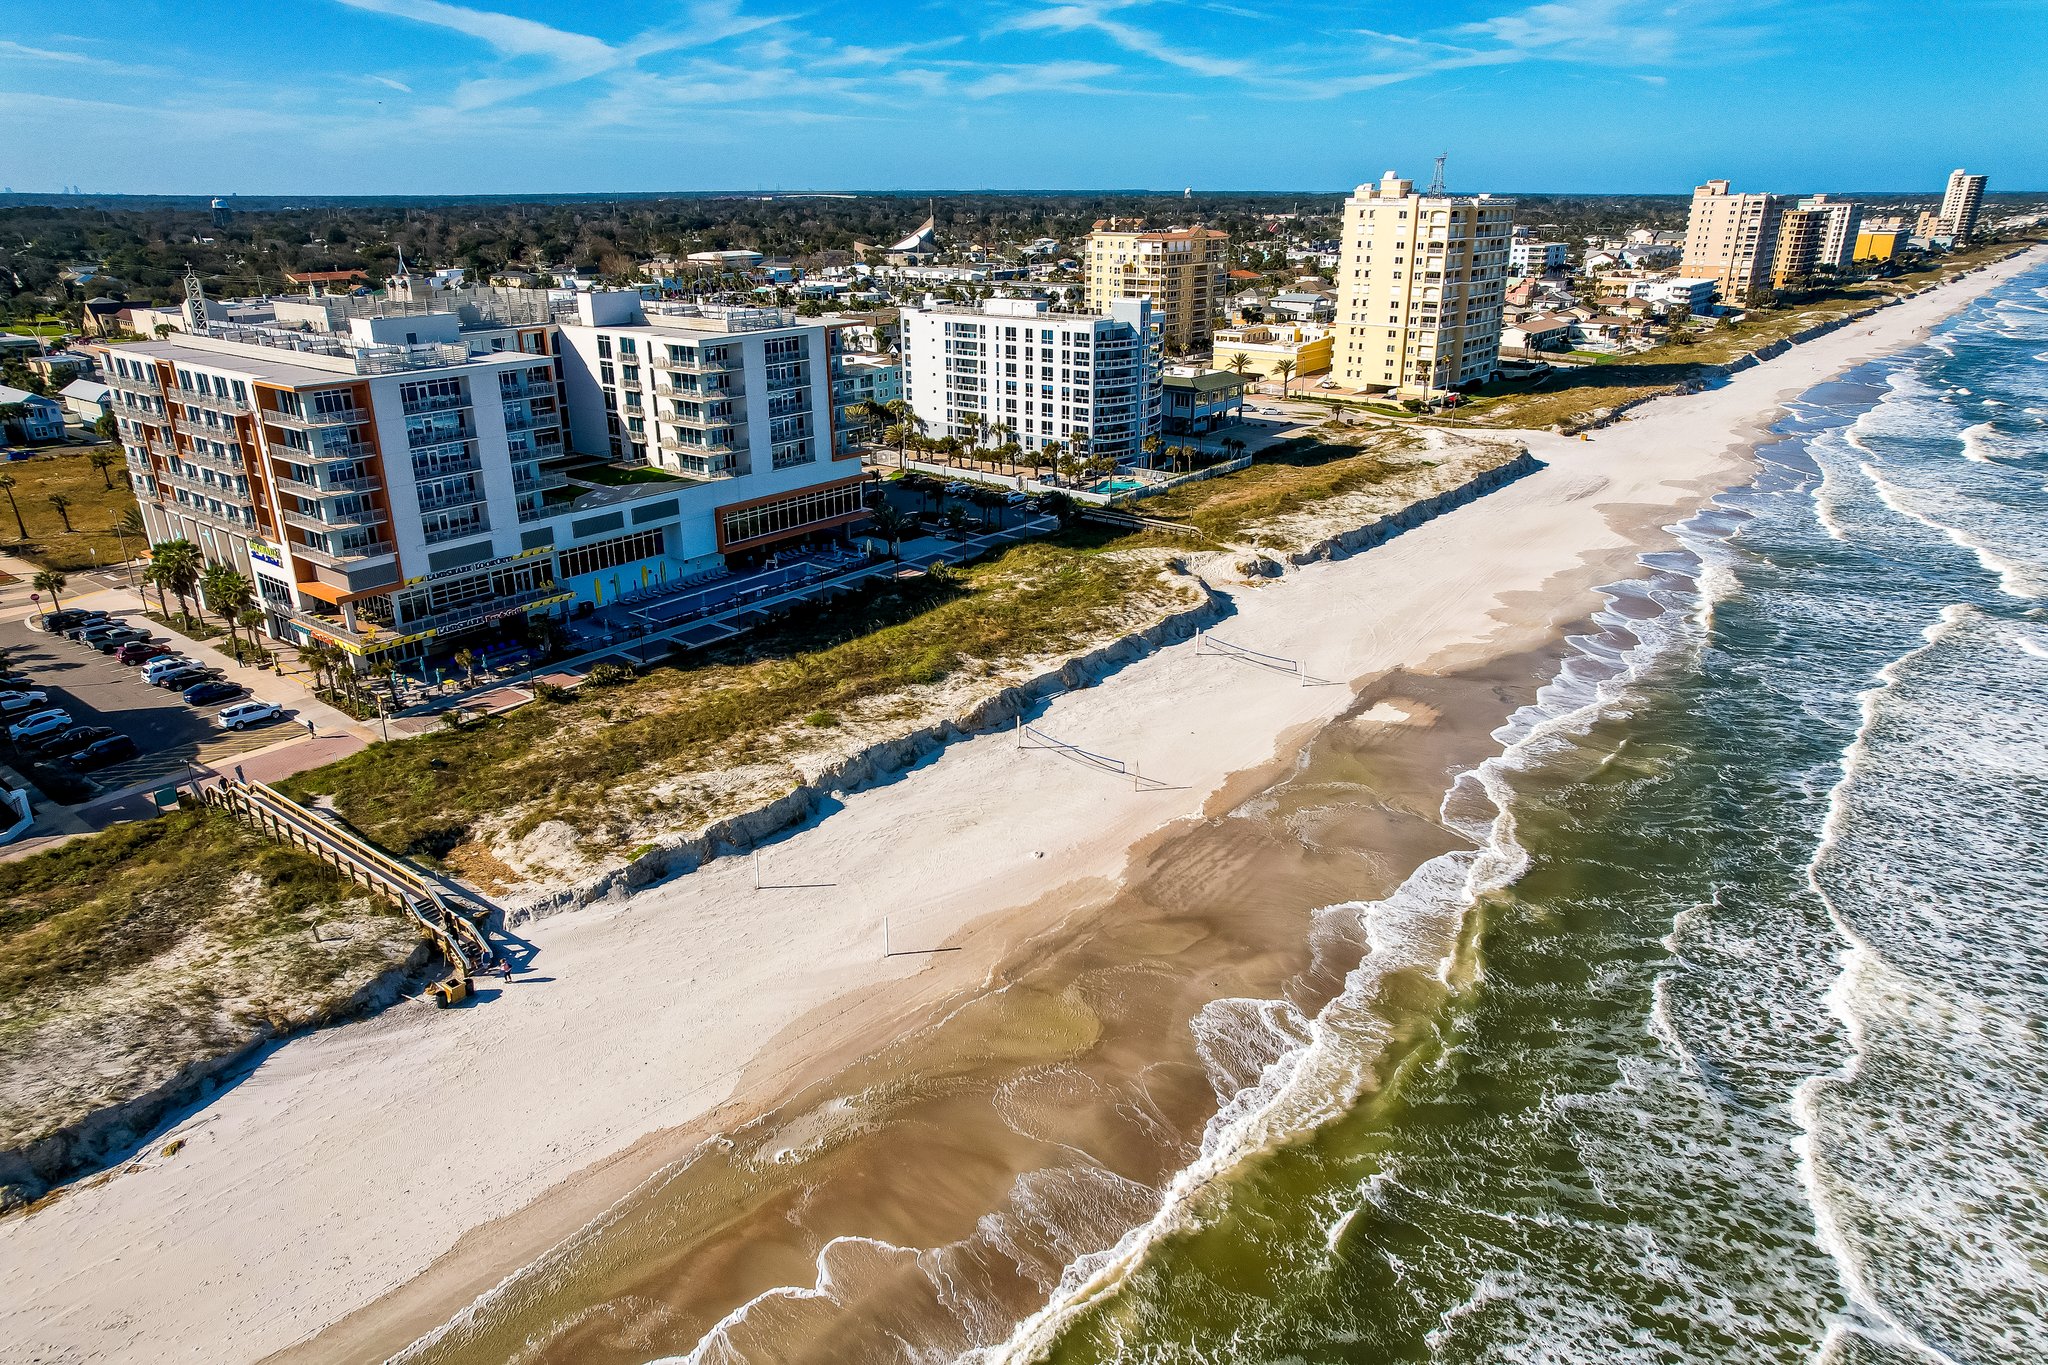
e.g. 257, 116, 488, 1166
1, 614, 309, 802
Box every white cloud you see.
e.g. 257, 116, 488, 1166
998, 1, 1254, 78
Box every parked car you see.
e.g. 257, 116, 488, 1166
0, 671, 36, 690
94, 629, 154, 654
34, 609, 103, 634
117, 641, 172, 666
0, 690, 50, 715
141, 656, 202, 684
182, 680, 244, 706
217, 700, 282, 731
62, 735, 140, 771
8, 709, 75, 742
73, 623, 127, 644
154, 666, 216, 690
1004, 491, 1028, 506
31, 724, 115, 759
944, 481, 969, 495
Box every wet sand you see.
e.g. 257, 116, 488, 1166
2, 247, 2031, 1365
383, 649, 1568, 1365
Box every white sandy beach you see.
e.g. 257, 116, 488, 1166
1, 248, 2034, 1364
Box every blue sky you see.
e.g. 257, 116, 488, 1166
2, 0, 2043, 195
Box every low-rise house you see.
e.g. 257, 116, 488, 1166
1268, 291, 1334, 322
26, 350, 95, 384
1503, 315, 1575, 352
0, 385, 67, 443
60, 377, 112, 424
1162, 367, 1246, 437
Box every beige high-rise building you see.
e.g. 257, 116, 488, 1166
1938, 168, 1988, 240
1332, 170, 1513, 398
1772, 207, 1827, 287
1682, 179, 1786, 302
1796, 194, 1866, 271
1083, 219, 1227, 353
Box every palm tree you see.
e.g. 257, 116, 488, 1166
865, 502, 913, 559
47, 493, 74, 532
88, 449, 118, 489
370, 660, 401, 708
0, 472, 24, 540
1226, 352, 1254, 382
202, 562, 256, 656
31, 569, 66, 610
1273, 358, 1297, 397
842, 398, 891, 446
1141, 435, 1163, 470
453, 647, 478, 686
1220, 435, 1249, 463
237, 608, 268, 665
151, 538, 205, 626
296, 643, 333, 692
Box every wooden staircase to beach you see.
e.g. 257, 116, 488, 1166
201, 776, 492, 1002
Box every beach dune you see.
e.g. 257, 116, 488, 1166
0, 248, 2034, 1365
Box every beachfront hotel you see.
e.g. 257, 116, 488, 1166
1795, 195, 1867, 273
1938, 168, 1988, 241
1331, 170, 1514, 397
1681, 179, 1786, 302
897, 297, 1164, 462
94, 289, 866, 668
1083, 219, 1228, 353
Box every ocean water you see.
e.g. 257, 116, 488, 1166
397, 263, 2048, 1365
991, 263, 2048, 1363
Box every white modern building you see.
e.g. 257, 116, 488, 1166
92, 291, 869, 668
1625, 276, 1720, 315
1509, 238, 1569, 278
898, 297, 1162, 461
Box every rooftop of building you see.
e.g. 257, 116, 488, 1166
1162, 368, 1248, 393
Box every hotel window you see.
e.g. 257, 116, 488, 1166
559, 528, 665, 580
597, 336, 612, 358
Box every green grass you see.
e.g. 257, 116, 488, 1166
281, 542, 1167, 857
1139, 430, 1436, 541
0, 808, 373, 1005
0, 444, 143, 574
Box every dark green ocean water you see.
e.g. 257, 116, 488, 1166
995, 262, 2048, 1365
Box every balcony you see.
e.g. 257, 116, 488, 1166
408, 428, 477, 454
512, 469, 568, 494
263, 405, 369, 432
291, 536, 395, 568
178, 391, 251, 416
401, 392, 471, 417
662, 354, 740, 376
497, 377, 558, 401
182, 443, 248, 472
658, 434, 736, 458
665, 406, 735, 430
416, 483, 487, 514
285, 503, 388, 535
275, 472, 379, 499
501, 410, 559, 434
297, 440, 377, 467
412, 451, 483, 483
424, 518, 489, 546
